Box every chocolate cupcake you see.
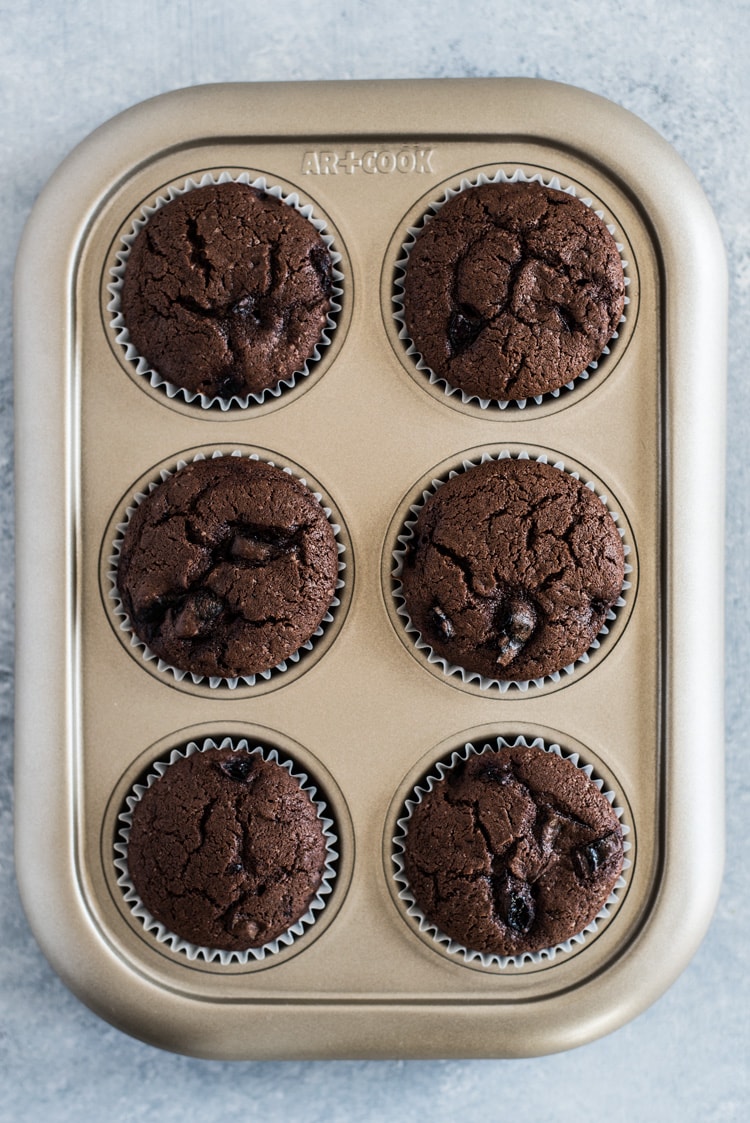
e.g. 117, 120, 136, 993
395, 739, 627, 961
116, 178, 338, 404
400, 177, 626, 403
116, 740, 336, 958
397, 455, 626, 684
115, 454, 340, 681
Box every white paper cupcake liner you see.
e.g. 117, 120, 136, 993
391, 449, 633, 693
392, 167, 631, 410
114, 736, 339, 964
107, 449, 347, 690
392, 735, 632, 970
106, 171, 344, 411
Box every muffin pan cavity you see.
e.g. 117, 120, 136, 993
100, 446, 352, 697
102, 168, 351, 417
103, 724, 353, 974
386, 728, 633, 974
15, 79, 725, 1059
384, 445, 636, 695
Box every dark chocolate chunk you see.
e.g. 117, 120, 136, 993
448, 307, 486, 354
430, 604, 455, 640
495, 872, 535, 934
170, 590, 224, 638
574, 832, 622, 879
219, 755, 255, 782
495, 594, 537, 667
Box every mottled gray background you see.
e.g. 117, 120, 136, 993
2, 1, 747, 1119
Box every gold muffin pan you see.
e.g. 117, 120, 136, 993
14, 79, 726, 1059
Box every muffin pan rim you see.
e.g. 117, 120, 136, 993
385, 727, 635, 974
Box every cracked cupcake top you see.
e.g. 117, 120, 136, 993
399, 457, 625, 682
126, 747, 328, 951
116, 456, 339, 679
120, 181, 335, 400
401, 745, 624, 957
401, 180, 625, 401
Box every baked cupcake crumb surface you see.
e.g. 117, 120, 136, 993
401, 180, 625, 402
401, 744, 624, 958
126, 747, 328, 951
